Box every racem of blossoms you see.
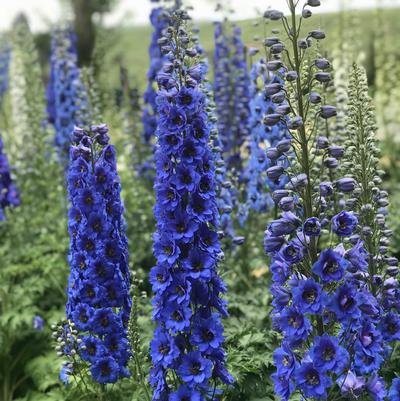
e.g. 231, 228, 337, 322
47, 27, 88, 165
262, 1, 400, 400
63, 124, 131, 384
242, 59, 289, 222
150, 8, 232, 401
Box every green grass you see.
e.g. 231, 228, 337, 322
103, 7, 400, 90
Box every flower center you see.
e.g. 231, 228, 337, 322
190, 362, 201, 375
306, 371, 320, 386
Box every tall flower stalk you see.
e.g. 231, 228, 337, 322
60, 124, 131, 386
261, 1, 397, 400
150, 8, 232, 400
47, 27, 89, 165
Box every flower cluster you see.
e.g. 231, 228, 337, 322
262, 2, 398, 400
142, 4, 171, 146
213, 21, 251, 174
65, 124, 131, 384
47, 28, 88, 164
0, 136, 19, 220
150, 9, 232, 400
241, 59, 289, 222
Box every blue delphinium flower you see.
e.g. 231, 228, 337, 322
263, 4, 399, 400
150, 10, 232, 400
65, 124, 131, 384
0, 135, 20, 220
47, 28, 88, 165
141, 5, 171, 146
213, 21, 251, 218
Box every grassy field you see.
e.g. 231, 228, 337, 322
103, 7, 400, 90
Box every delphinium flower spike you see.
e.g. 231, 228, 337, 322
261, 2, 395, 400
341, 63, 400, 400
150, 8, 233, 400
241, 59, 290, 223
213, 20, 251, 174
47, 28, 89, 165
0, 135, 19, 220
61, 124, 131, 385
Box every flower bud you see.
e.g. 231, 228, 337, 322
319, 181, 333, 196
266, 147, 281, 161
277, 139, 292, 153
309, 92, 322, 104
336, 177, 356, 192
287, 173, 308, 190
329, 145, 344, 159
264, 114, 282, 126
265, 37, 280, 47
265, 83, 283, 96
308, 0, 321, 5
302, 8, 312, 18
266, 10, 284, 20
267, 60, 284, 71
271, 43, 285, 54
315, 58, 330, 69
275, 105, 291, 115
272, 190, 290, 203
315, 72, 331, 83
317, 136, 329, 149
271, 92, 286, 104
320, 105, 337, 119
309, 30, 326, 40
286, 71, 298, 81
267, 165, 285, 180
324, 157, 338, 169
298, 39, 309, 49
279, 196, 294, 211
288, 116, 303, 129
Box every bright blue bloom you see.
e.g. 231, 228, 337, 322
310, 334, 348, 374
273, 342, 296, 379
280, 307, 311, 342
292, 279, 323, 314
312, 249, 349, 283
177, 351, 213, 387
303, 217, 321, 237
331, 210, 358, 237
379, 312, 400, 342
295, 361, 332, 399
279, 240, 304, 265
327, 283, 360, 322
345, 240, 368, 272
271, 372, 294, 401
90, 356, 120, 384
366, 374, 387, 401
